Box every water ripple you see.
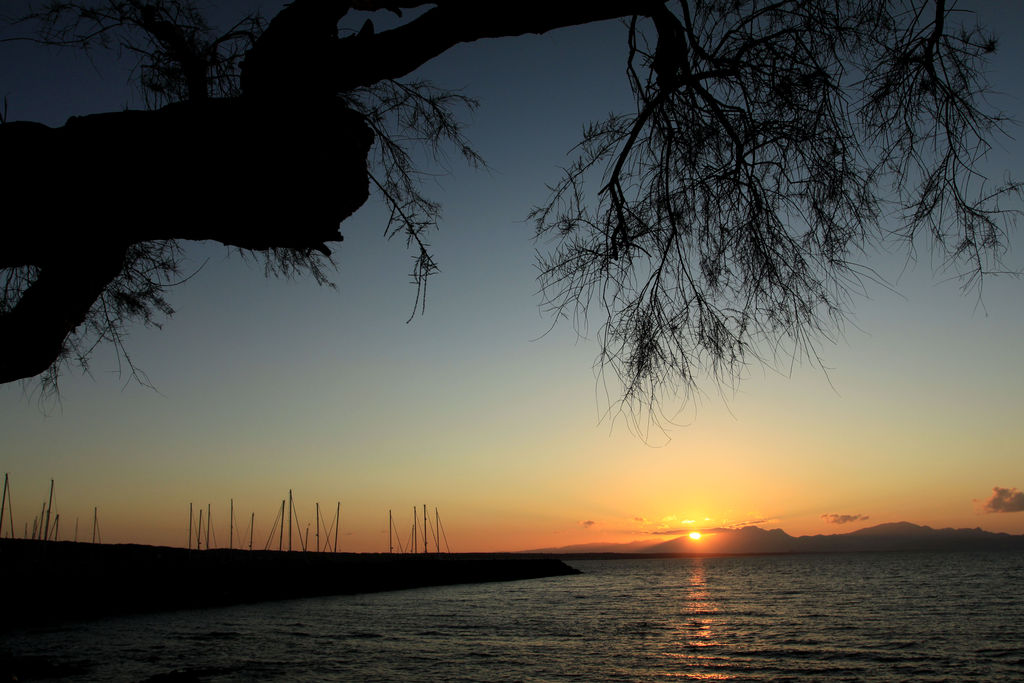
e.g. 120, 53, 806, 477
3, 551, 1022, 681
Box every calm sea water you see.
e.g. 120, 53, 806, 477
4, 551, 1023, 681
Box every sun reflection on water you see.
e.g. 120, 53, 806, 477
664, 559, 734, 676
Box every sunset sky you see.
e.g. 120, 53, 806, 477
2, 1, 1023, 552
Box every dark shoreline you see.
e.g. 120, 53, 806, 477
0, 538, 580, 628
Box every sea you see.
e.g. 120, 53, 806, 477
4, 551, 1023, 681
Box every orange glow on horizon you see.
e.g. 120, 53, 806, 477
689, 531, 702, 540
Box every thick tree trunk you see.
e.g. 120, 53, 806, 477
0, 0, 664, 385
0, 98, 374, 383
3, 98, 373, 268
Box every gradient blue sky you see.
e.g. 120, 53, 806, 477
2, 1, 1023, 551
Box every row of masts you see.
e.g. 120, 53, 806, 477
187, 489, 342, 552
0, 474, 101, 543
2, 475, 451, 554
388, 504, 450, 554
185, 497, 451, 554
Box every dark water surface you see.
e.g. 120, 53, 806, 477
5, 551, 1023, 681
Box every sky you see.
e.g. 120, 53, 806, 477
2, 1, 1023, 553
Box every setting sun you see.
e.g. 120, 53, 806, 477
689, 532, 702, 540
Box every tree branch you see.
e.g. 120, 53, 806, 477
0, 245, 128, 384
331, 0, 667, 92
0, 97, 374, 383
2, 98, 374, 270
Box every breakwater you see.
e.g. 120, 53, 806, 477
1, 538, 579, 627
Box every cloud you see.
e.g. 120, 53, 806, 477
648, 518, 772, 535
579, 520, 596, 528
633, 516, 646, 523
714, 518, 770, 530
821, 513, 869, 525
978, 487, 1024, 513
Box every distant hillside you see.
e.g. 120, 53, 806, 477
796, 522, 1024, 553
647, 526, 799, 555
532, 522, 1024, 556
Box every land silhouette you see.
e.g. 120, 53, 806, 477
529, 522, 1024, 555
0, 537, 579, 628
5, 519, 1019, 629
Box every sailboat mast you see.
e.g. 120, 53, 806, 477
0, 473, 8, 538
43, 479, 53, 542
316, 502, 320, 552
2, 474, 12, 540
335, 502, 340, 553
230, 498, 234, 550
423, 504, 428, 554
288, 490, 292, 552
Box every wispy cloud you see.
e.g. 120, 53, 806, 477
633, 516, 647, 523
648, 519, 771, 535
579, 520, 596, 528
821, 513, 869, 525
978, 487, 1024, 513
719, 518, 770, 529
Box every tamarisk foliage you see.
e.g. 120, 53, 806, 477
1, 1, 1017, 422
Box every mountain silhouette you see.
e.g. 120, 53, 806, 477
528, 522, 1024, 556
647, 527, 799, 555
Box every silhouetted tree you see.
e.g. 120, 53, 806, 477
1, 0, 1018, 420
